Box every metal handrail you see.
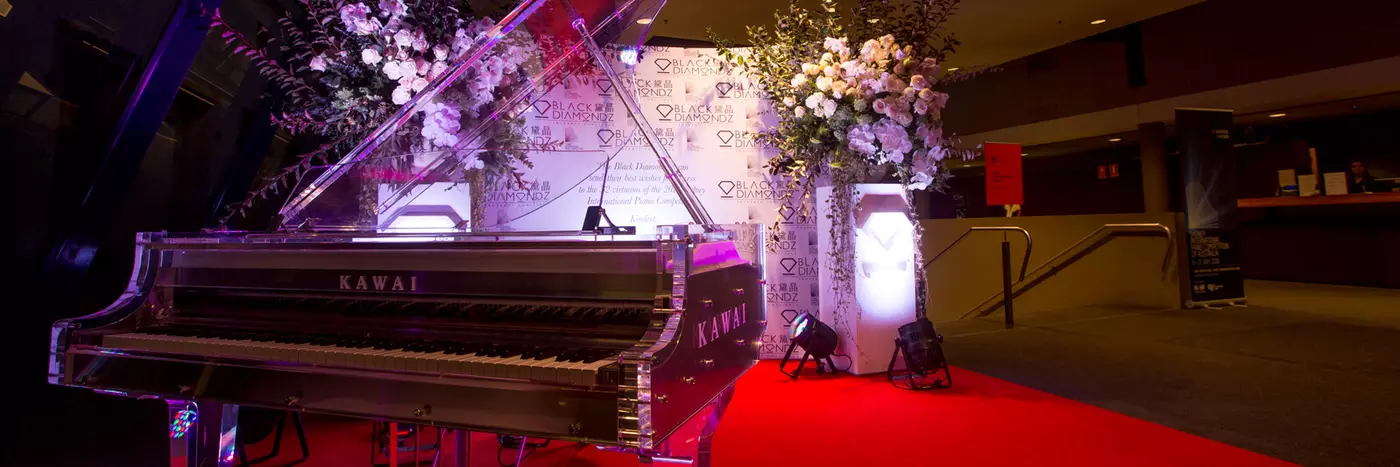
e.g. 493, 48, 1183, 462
959, 223, 1175, 319
923, 227, 1033, 281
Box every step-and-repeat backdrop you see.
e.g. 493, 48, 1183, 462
482, 47, 814, 359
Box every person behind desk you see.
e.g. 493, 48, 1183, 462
1348, 160, 1391, 193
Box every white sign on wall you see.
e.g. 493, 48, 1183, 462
482, 46, 814, 359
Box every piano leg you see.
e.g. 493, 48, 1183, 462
693, 386, 734, 467
636, 385, 735, 467
452, 430, 470, 467
167, 400, 239, 467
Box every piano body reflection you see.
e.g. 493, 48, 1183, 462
46, 0, 764, 465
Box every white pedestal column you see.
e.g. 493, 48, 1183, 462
815, 184, 917, 375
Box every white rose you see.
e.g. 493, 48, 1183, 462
815, 76, 833, 92
918, 88, 935, 101
412, 37, 429, 52
383, 60, 402, 80
782, 96, 796, 107
820, 98, 837, 118
791, 74, 808, 88
802, 63, 821, 76
410, 77, 429, 92
391, 85, 412, 105
429, 61, 448, 80
821, 52, 834, 64
805, 92, 826, 110
394, 30, 414, 47
362, 48, 383, 65
794, 106, 807, 118
914, 99, 930, 115
433, 45, 450, 61
399, 60, 419, 78
903, 87, 917, 99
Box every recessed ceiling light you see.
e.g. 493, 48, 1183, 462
1091, 19, 1107, 25
1021, 153, 1028, 156
1109, 138, 1122, 142
1268, 113, 1287, 118
636, 18, 653, 25
948, 67, 960, 72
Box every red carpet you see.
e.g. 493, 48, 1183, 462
246, 362, 1297, 466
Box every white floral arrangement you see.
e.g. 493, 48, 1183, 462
213, 0, 543, 227
714, 0, 979, 323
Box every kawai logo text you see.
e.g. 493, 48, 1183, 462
339, 274, 419, 292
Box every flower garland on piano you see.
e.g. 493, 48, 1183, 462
211, 0, 545, 228
711, 0, 985, 334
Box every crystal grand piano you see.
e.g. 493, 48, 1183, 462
47, 0, 765, 465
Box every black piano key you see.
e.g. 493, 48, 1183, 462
496, 345, 522, 358
534, 347, 561, 360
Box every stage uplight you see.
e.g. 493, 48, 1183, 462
887, 318, 952, 390
779, 313, 840, 378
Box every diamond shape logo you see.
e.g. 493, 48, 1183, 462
856, 194, 913, 251
716, 130, 735, 146
596, 129, 616, 145
656, 104, 674, 120
654, 58, 673, 73
777, 203, 796, 221
780, 258, 798, 273
532, 101, 550, 115
781, 309, 800, 324
714, 82, 734, 97
717, 180, 736, 196
594, 79, 613, 95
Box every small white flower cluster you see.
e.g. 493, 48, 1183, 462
319, 2, 537, 156
782, 35, 953, 190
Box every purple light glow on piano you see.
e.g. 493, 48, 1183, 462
692, 241, 746, 269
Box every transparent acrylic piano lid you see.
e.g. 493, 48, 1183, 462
276, 0, 710, 234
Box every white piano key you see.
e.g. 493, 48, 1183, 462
101, 333, 619, 386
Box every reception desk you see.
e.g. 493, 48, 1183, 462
1238, 192, 1400, 288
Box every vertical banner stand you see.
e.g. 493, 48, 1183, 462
1176, 108, 1247, 308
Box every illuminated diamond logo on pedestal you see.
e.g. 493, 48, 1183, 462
815, 185, 916, 375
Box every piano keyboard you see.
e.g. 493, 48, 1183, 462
103, 331, 621, 387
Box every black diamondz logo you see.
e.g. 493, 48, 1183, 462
781, 309, 800, 324
714, 82, 734, 97
532, 101, 550, 115
594, 79, 614, 95
654, 58, 673, 73
717, 130, 735, 146
656, 104, 675, 120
